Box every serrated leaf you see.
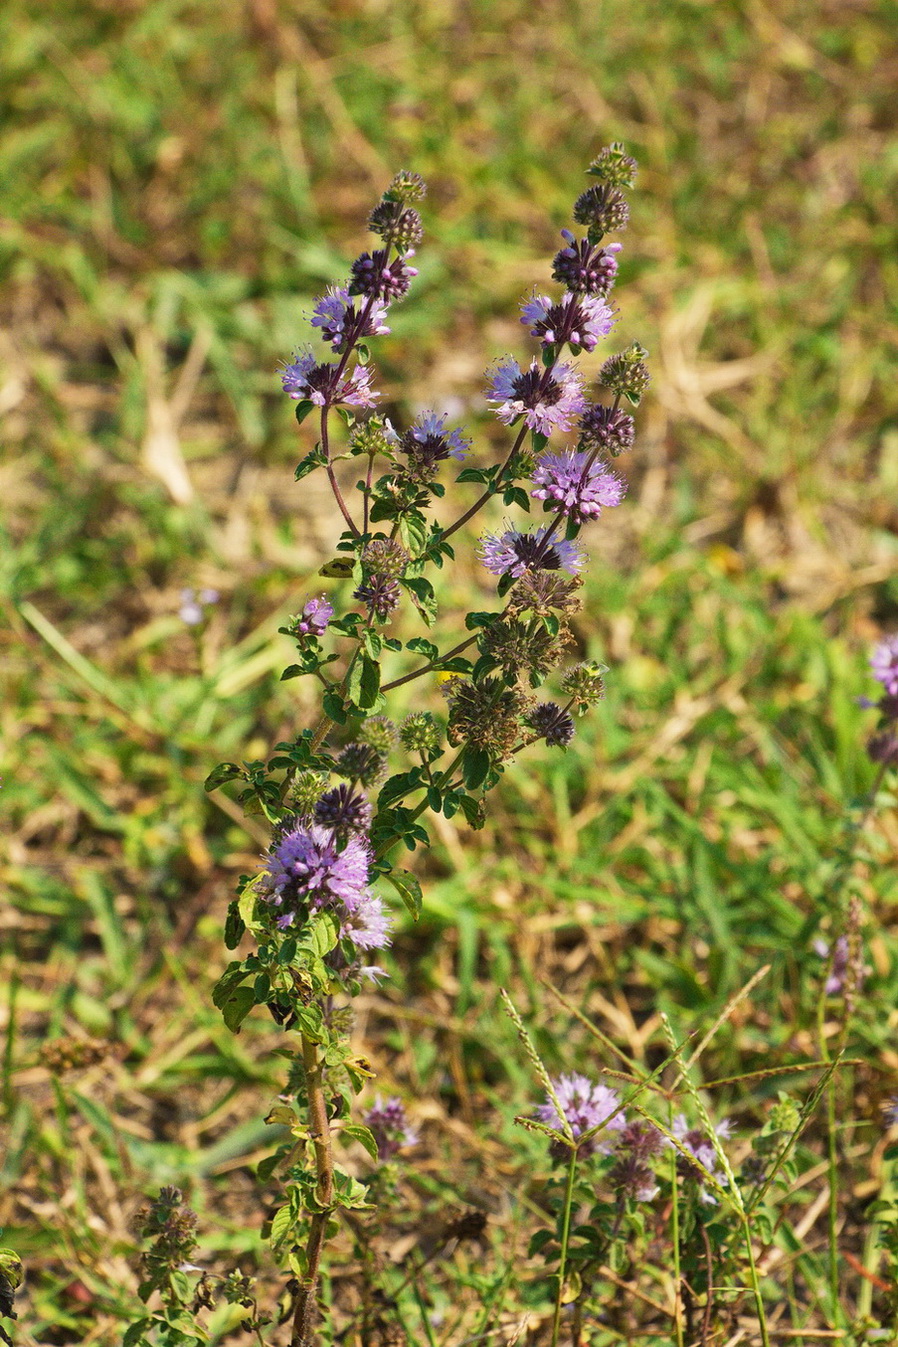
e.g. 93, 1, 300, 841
348, 652, 381, 711
204, 761, 243, 791
406, 636, 439, 659
293, 399, 316, 427
323, 688, 348, 723
269, 1204, 293, 1248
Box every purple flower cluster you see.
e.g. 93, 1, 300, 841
531, 449, 626, 525
178, 587, 219, 626
478, 526, 584, 579
520, 291, 615, 352
311, 287, 390, 352
871, 635, 898, 696
672, 1115, 732, 1205
487, 358, 587, 438
535, 1073, 627, 1155
551, 232, 622, 296
291, 595, 333, 638
281, 350, 377, 409
363, 1096, 419, 1160
391, 410, 471, 477
263, 822, 391, 952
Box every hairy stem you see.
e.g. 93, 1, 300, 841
550, 1144, 579, 1347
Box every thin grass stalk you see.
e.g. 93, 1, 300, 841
551, 1143, 579, 1347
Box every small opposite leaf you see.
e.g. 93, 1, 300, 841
204, 762, 243, 792
386, 868, 422, 921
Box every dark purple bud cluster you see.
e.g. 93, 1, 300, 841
526, 701, 576, 748
573, 183, 630, 237
552, 232, 622, 297
314, 784, 373, 837
354, 574, 401, 620
349, 249, 418, 302
578, 403, 636, 456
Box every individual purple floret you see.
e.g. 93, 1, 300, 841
478, 527, 584, 579
340, 891, 392, 951
487, 358, 587, 438
520, 291, 615, 352
349, 249, 418, 302
291, 596, 334, 638
363, 1096, 419, 1160
531, 449, 626, 525
311, 287, 390, 352
871, 635, 898, 696
551, 232, 622, 296
313, 785, 373, 837
535, 1073, 627, 1155
281, 349, 378, 409
671, 1115, 732, 1205
264, 823, 371, 927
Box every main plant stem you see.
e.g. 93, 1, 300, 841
291, 1037, 335, 1347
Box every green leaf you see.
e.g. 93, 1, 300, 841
269, 1204, 293, 1248
403, 576, 437, 627
455, 466, 490, 484
385, 868, 422, 920
224, 901, 245, 950
323, 689, 348, 724
294, 444, 327, 479
462, 748, 492, 790
204, 762, 242, 792
293, 399, 317, 427
123, 1320, 153, 1347
339, 1123, 380, 1161
406, 636, 439, 659
465, 611, 495, 630
221, 985, 255, 1033
347, 652, 381, 711
398, 511, 428, 556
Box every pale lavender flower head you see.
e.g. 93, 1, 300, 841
871, 635, 898, 696
487, 358, 587, 438
340, 890, 392, 950
672, 1115, 731, 1205
531, 449, 626, 525
291, 596, 333, 638
396, 410, 470, 478
535, 1073, 627, 1155
478, 526, 584, 579
311, 286, 390, 351
281, 349, 378, 409
264, 823, 371, 928
363, 1096, 419, 1160
520, 291, 615, 352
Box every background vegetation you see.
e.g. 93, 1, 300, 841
2, 0, 897, 1341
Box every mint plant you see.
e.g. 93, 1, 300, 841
198, 144, 648, 1344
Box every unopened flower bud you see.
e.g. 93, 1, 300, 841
573, 184, 630, 237
314, 784, 372, 837
368, 200, 424, 250
400, 712, 441, 757
587, 143, 639, 189
287, 770, 330, 817
337, 742, 389, 787
354, 574, 401, 620
383, 171, 427, 204
561, 661, 607, 714
358, 716, 399, 752
578, 403, 636, 456
599, 343, 651, 405
362, 538, 410, 579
